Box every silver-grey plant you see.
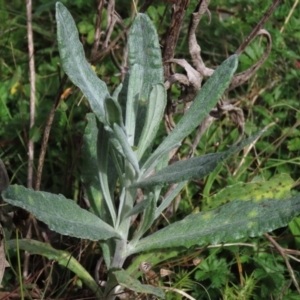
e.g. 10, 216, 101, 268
3, 3, 300, 299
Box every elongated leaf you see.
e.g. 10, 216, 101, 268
6, 239, 102, 298
2, 185, 120, 241
113, 123, 140, 175
155, 181, 187, 218
105, 97, 123, 127
126, 64, 144, 146
128, 13, 164, 144
81, 113, 103, 218
56, 2, 109, 123
130, 193, 156, 244
142, 54, 238, 173
113, 269, 165, 299
132, 130, 264, 188
124, 198, 150, 219
137, 83, 167, 161
105, 126, 125, 158
112, 83, 123, 101
128, 14, 163, 102
128, 196, 300, 255
98, 122, 117, 225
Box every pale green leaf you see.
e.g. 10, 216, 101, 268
113, 123, 140, 175
56, 2, 109, 123
97, 122, 117, 225
155, 181, 187, 218
2, 185, 120, 241
81, 113, 103, 218
126, 64, 144, 146
105, 97, 123, 127
128, 13, 163, 102
127, 13, 164, 144
132, 131, 264, 188
142, 55, 238, 173
130, 193, 156, 244
137, 83, 167, 161
128, 196, 300, 255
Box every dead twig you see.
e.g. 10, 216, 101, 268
235, 0, 281, 55
265, 233, 300, 295
163, 0, 190, 79
26, 0, 35, 189
35, 74, 68, 191
91, 0, 105, 60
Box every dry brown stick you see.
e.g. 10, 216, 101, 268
265, 233, 300, 295
188, 0, 213, 77
90, 26, 130, 64
102, 0, 117, 49
35, 75, 68, 191
26, 74, 67, 280
26, 0, 35, 189
23, 1, 36, 279
235, 0, 282, 55
25, 75, 68, 279
228, 29, 272, 91
92, 0, 105, 60
162, 0, 190, 79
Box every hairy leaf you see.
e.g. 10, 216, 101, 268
128, 13, 163, 102
81, 113, 103, 218
142, 54, 238, 173
125, 64, 144, 146
128, 13, 164, 144
137, 83, 167, 161
56, 2, 109, 123
2, 185, 120, 241
128, 196, 300, 255
132, 131, 264, 188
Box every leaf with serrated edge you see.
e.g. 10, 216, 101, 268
2, 185, 120, 241
56, 2, 109, 123
128, 196, 300, 255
